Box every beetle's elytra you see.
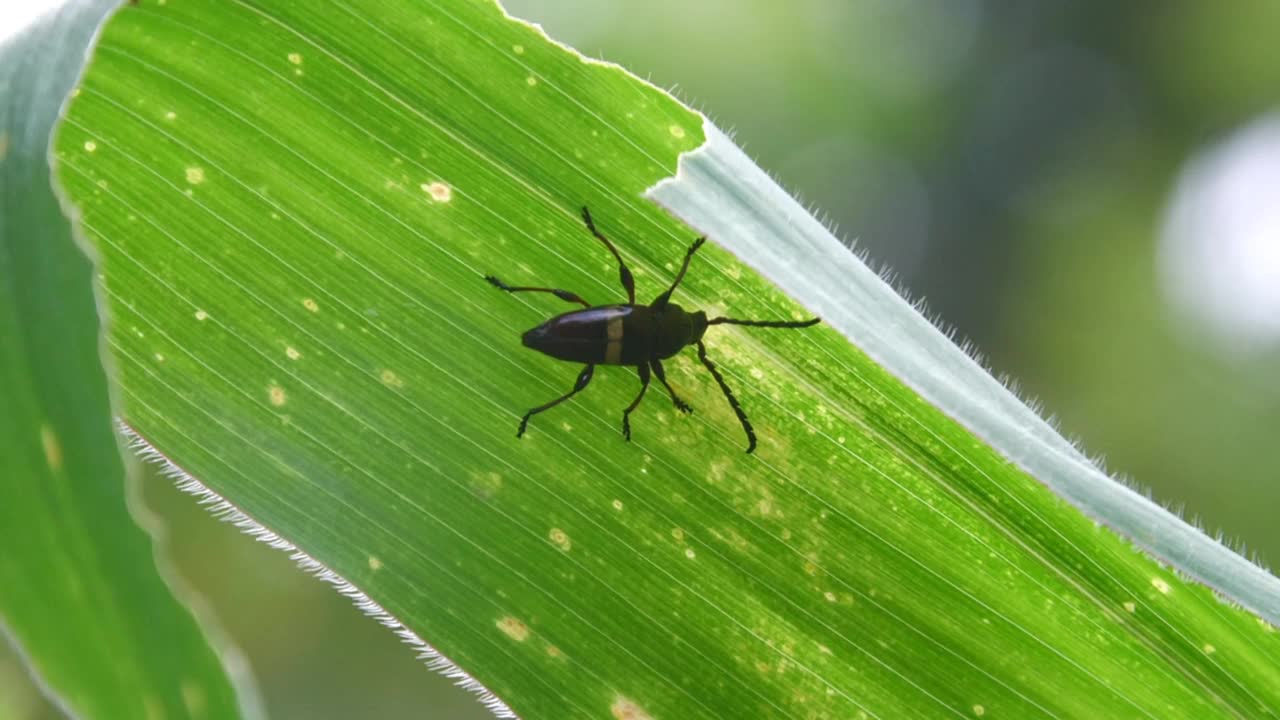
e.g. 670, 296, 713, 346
486, 207, 820, 453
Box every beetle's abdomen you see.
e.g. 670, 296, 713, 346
522, 305, 650, 365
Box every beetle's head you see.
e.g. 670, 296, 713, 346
521, 322, 550, 350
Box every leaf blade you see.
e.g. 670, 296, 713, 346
56, 1, 1280, 718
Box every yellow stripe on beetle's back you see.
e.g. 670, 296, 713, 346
605, 316, 624, 364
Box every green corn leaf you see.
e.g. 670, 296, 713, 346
51, 0, 1280, 718
0, 2, 253, 718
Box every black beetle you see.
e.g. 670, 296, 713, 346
486, 207, 819, 453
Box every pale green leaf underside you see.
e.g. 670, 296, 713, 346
56, 0, 1280, 718
1, 2, 248, 718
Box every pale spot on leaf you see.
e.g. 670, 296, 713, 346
549, 527, 571, 552
286, 346, 301, 360
469, 471, 502, 500
83, 140, 97, 152
421, 181, 452, 202
513, 44, 525, 54
368, 556, 383, 571
268, 385, 287, 407
611, 696, 653, 720
40, 425, 62, 472
972, 705, 985, 717
194, 309, 209, 321
496, 616, 529, 642
1151, 577, 1171, 595
302, 298, 319, 312
669, 124, 686, 139
1123, 601, 1136, 613
379, 368, 404, 387
181, 680, 206, 717
287, 52, 303, 65
185, 166, 205, 185
526, 75, 537, 86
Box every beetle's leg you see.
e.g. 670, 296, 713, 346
651, 236, 706, 310
696, 340, 756, 453
581, 206, 636, 304
518, 364, 595, 438
707, 316, 821, 329
621, 363, 651, 441
650, 359, 692, 414
485, 275, 590, 308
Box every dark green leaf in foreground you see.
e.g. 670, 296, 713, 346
0, 2, 246, 718
55, 0, 1280, 717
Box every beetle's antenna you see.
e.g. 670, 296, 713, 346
708, 316, 821, 329
696, 340, 756, 453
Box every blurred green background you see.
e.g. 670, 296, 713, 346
6, 1, 1279, 717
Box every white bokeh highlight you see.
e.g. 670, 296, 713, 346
1160, 112, 1280, 352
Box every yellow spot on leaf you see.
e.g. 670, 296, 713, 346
612, 499, 623, 511
368, 556, 383, 571
83, 140, 97, 152
684, 547, 696, 560
1151, 577, 1171, 595
286, 346, 301, 360
268, 385, 287, 407
302, 298, 319, 312
288, 52, 303, 65
469, 471, 502, 500
669, 124, 686, 139
40, 425, 62, 472
379, 369, 403, 387
513, 44, 525, 54
1123, 601, 1136, 613
421, 181, 452, 202
194, 309, 209, 321
1203, 643, 1215, 654
526, 75, 538, 86
611, 696, 653, 720
973, 705, 985, 717
549, 527, 571, 552
496, 616, 529, 642
185, 166, 205, 184
143, 695, 163, 720
164, 111, 177, 121
181, 680, 206, 716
